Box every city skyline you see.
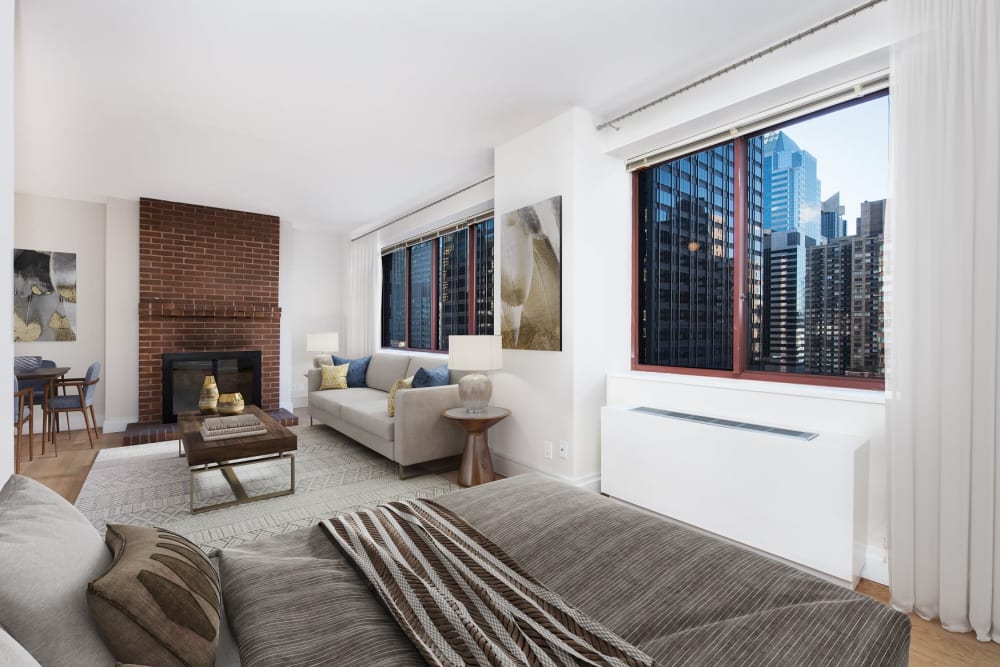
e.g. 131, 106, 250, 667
772, 95, 889, 231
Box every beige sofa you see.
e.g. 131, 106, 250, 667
306, 352, 465, 476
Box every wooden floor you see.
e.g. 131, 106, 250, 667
17, 422, 1000, 666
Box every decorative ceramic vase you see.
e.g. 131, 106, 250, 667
199, 375, 219, 414
216, 392, 245, 415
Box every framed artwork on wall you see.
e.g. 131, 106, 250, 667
13, 248, 78, 342
500, 195, 561, 351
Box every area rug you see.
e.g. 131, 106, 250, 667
75, 424, 460, 552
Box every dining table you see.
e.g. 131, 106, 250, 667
14, 366, 71, 448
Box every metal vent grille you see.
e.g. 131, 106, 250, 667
630, 407, 818, 441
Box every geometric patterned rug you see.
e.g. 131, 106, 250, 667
75, 424, 460, 553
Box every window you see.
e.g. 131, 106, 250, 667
381, 215, 495, 351
634, 93, 888, 388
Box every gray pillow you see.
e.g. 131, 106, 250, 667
0, 475, 114, 666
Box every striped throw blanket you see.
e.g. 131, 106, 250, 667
321, 500, 654, 667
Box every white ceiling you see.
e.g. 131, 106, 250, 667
14, 0, 862, 233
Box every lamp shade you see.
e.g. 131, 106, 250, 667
306, 331, 340, 353
448, 335, 503, 371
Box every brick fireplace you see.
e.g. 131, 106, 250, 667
136, 198, 281, 424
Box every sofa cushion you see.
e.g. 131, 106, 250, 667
319, 363, 349, 390
87, 524, 221, 667
413, 364, 450, 388
332, 355, 372, 388
0, 475, 115, 666
340, 401, 396, 442
365, 354, 412, 392
311, 387, 388, 419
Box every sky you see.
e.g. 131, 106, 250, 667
777, 95, 889, 233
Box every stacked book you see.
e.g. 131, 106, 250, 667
200, 414, 267, 441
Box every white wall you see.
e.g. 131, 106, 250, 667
14, 193, 107, 431
567, 109, 631, 481
489, 107, 630, 488
103, 197, 138, 432
1, 0, 14, 479
281, 222, 345, 408
491, 111, 577, 480
365, 180, 494, 249
600, 2, 892, 161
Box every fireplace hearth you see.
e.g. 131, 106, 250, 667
161, 351, 261, 423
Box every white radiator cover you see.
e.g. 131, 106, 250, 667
601, 406, 869, 585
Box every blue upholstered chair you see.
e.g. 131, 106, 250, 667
13, 377, 34, 473
46, 362, 101, 449
18, 359, 59, 404
14, 355, 41, 374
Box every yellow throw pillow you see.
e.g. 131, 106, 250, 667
320, 363, 350, 390
387, 376, 414, 417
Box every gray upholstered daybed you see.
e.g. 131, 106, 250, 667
0, 473, 910, 666
217, 474, 910, 666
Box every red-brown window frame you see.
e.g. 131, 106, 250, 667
631, 96, 887, 391
383, 218, 494, 354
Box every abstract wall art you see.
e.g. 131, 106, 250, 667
500, 195, 561, 351
13, 248, 77, 342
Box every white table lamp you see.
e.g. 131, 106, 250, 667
306, 332, 340, 354
448, 335, 503, 413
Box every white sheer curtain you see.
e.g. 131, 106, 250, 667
887, 0, 1000, 643
343, 234, 380, 357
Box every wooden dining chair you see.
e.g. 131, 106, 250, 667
18, 359, 64, 454
46, 361, 101, 449
13, 377, 34, 473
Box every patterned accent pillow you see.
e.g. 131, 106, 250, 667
87, 524, 221, 667
387, 375, 414, 417
332, 355, 372, 387
320, 363, 350, 390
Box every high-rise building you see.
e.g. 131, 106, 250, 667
473, 219, 495, 334
804, 232, 884, 377
635, 143, 763, 370
762, 131, 822, 241
437, 229, 468, 349
761, 230, 815, 373
858, 199, 885, 237
821, 193, 847, 240
381, 249, 407, 347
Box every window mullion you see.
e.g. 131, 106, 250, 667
733, 137, 747, 376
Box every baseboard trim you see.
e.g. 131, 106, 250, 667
99, 416, 136, 434
861, 545, 889, 585
491, 452, 600, 492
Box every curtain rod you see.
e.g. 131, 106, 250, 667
350, 175, 495, 242
596, 0, 887, 132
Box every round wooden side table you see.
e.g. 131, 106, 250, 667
442, 406, 511, 487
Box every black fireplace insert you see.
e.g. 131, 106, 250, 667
161, 350, 262, 423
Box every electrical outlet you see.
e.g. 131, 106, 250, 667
558, 440, 569, 459
544, 440, 553, 459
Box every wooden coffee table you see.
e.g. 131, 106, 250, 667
179, 405, 297, 514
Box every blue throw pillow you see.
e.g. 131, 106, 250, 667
332, 355, 372, 388
412, 365, 450, 388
